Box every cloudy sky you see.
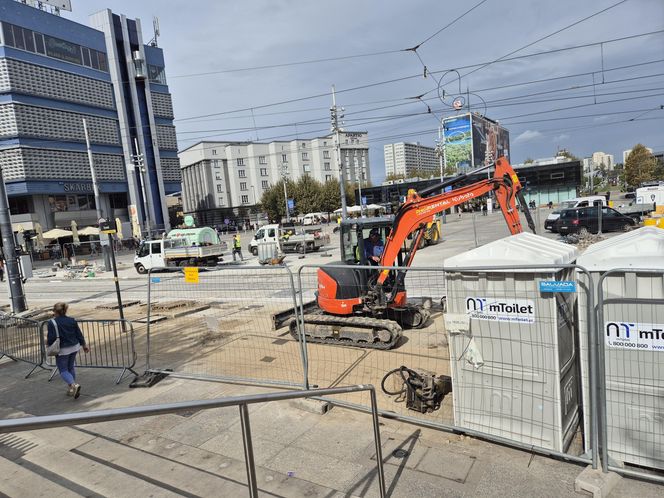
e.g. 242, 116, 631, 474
67, 0, 664, 182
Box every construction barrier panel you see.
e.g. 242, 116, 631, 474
0, 312, 45, 378
597, 268, 664, 483
144, 266, 306, 388
295, 262, 597, 466
42, 319, 137, 384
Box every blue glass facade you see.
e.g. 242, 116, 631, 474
0, 1, 180, 233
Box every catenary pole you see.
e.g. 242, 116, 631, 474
331, 85, 348, 220
0, 166, 27, 312
83, 118, 111, 271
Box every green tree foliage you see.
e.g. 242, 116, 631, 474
259, 179, 295, 221
556, 149, 579, 161
653, 158, 664, 181
320, 179, 342, 214
523, 158, 534, 164
293, 175, 323, 214
624, 144, 656, 188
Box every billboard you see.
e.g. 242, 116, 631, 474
471, 114, 510, 167
442, 114, 472, 172
442, 113, 510, 173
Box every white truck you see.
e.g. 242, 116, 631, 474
249, 224, 329, 255
636, 184, 664, 206
134, 227, 227, 274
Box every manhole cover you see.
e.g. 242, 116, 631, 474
392, 449, 410, 459
260, 356, 276, 363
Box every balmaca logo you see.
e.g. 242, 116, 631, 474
465, 297, 535, 324
605, 321, 664, 351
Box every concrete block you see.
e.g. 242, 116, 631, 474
290, 397, 331, 415
574, 466, 621, 498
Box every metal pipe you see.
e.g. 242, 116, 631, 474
597, 273, 609, 472
146, 268, 153, 371
0, 167, 27, 313
584, 270, 599, 470
369, 388, 386, 498
239, 403, 259, 497
0, 385, 377, 433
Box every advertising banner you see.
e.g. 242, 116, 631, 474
442, 114, 472, 173
471, 114, 510, 166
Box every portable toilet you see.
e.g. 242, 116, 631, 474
444, 232, 579, 452
577, 227, 664, 469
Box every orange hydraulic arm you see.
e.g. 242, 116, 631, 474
376, 157, 533, 287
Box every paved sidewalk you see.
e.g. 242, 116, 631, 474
0, 358, 661, 497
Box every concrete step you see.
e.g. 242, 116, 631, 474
75, 436, 253, 496
23, 446, 183, 498
0, 455, 79, 498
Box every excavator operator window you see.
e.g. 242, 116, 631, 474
340, 224, 359, 264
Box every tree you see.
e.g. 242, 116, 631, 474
624, 144, 656, 188
556, 149, 578, 161
524, 158, 534, 164
320, 179, 342, 215
653, 158, 664, 181
293, 175, 323, 214
385, 173, 406, 182
259, 179, 295, 222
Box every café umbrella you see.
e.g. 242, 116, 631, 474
71, 220, 80, 246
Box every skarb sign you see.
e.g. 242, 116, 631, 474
465, 297, 535, 324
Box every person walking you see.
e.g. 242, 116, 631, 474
0, 258, 4, 282
46, 302, 89, 399
232, 233, 243, 262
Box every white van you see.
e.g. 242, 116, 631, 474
302, 212, 326, 225
544, 195, 607, 232
636, 185, 664, 206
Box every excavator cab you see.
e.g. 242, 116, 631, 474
339, 216, 401, 266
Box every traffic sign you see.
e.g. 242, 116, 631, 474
184, 267, 199, 284
99, 219, 116, 234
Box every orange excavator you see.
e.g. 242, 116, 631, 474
290, 157, 536, 349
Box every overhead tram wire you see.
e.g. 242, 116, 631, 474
174, 28, 664, 123
438, 0, 628, 89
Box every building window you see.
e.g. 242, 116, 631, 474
238, 170, 246, 178
325, 175, 332, 182
323, 150, 330, 159
48, 194, 96, 212
323, 141, 327, 146
1, 22, 108, 71
303, 164, 311, 172
282, 154, 288, 163
259, 156, 267, 165
212, 149, 217, 155
324, 162, 331, 171
237, 158, 244, 166
261, 180, 269, 189
212, 159, 220, 168
216, 184, 223, 193
240, 182, 247, 191
260, 168, 268, 176
215, 173, 222, 180
218, 196, 224, 206
301, 142, 306, 148
302, 152, 309, 160
551, 172, 564, 180
148, 64, 167, 85
241, 195, 249, 204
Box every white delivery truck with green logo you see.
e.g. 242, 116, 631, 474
134, 227, 227, 274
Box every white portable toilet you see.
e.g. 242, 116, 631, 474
577, 227, 664, 469
444, 232, 579, 452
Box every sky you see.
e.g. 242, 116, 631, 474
65, 0, 664, 183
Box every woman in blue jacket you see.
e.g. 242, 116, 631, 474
46, 302, 89, 399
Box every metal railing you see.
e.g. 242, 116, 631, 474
597, 268, 664, 484
41, 319, 138, 384
0, 312, 46, 378
0, 384, 386, 498
295, 262, 599, 469
145, 266, 307, 389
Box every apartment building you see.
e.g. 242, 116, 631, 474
384, 142, 438, 178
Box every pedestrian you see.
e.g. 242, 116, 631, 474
482, 203, 487, 216
548, 201, 553, 209
0, 258, 4, 282
46, 302, 89, 399
232, 233, 243, 262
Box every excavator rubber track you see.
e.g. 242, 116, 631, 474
289, 313, 403, 350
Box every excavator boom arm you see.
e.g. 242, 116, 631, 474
377, 157, 529, 285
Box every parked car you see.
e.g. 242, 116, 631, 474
544, 196, 607, 232
555, 206, 636, 235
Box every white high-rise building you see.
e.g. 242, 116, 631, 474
384, 142, 438, 178
591, 151, 614, 171
179, 132, 369, 223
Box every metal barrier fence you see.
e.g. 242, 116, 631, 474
597, 268, 664, 484
295, 263, 598, 467
0, 312, 45, 378
145, 266, 306, 388
0, 384, 386, 498
41, 319, 137, 384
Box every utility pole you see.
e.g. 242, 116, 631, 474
280, 163, 290, 222
331, 85, 348, 220
83, 118, 111, 271
0, 167, 27, 313
132, 138, 152, 238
